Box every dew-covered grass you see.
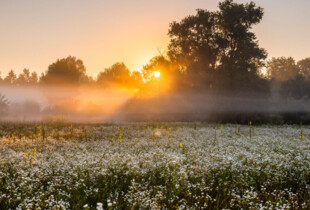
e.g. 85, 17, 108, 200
0, 123, 310, 209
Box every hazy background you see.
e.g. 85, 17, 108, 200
1, 0, 310, 77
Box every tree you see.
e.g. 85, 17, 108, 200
97, 62, 143, 89
141, 55, 184, 92
168, 9, 226, 70
297, 57, 310, 80
16, 68, 31, 85
267, 57, 300, 82
40, 56, 89, 85
4, 70, 17, 85
142, 56, 173, 81
29, 72, 38, 84
167, 0, 267, 95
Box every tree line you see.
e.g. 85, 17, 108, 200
1, 56, 310, 97
1, 0, 310, 122
0, 58, 144, 90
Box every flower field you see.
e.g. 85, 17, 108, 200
1, 123, 310, 209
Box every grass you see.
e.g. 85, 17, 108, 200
0, 122, 310, 209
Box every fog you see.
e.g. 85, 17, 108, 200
2, 84, 310, 123
0, 85, 136, 122
116, 92, 310, 122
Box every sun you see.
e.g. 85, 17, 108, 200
154, 71, 161, 78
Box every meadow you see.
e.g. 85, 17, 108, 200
0, 122, 310, 209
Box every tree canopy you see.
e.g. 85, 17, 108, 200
97, 62, 143, 90
40, 56, 90, 86
267, 57, 300, 82
167, 0, 267, 95
297, 58, 310, 80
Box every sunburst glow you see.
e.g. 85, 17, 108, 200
154, 71, 161, 78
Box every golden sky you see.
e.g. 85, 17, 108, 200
0, 0, 310, 77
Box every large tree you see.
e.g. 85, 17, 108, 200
40, 56, 89, 85
167, 0, 267, 95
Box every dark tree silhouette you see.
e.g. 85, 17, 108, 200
167, 0, 267, 95
297, 57, 310, 80
40, 56, 90, 86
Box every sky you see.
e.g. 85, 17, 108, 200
0, 0, 310, 77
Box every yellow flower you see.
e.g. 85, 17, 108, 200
301, 135, 305, 139
32, 148, 36, 158
118, 134, 122, 144
179, 143, 183, 148
152, 128, 156, 141
168, 128, 171, 140
118, 128, 122, 143
24, 150, 28, 158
